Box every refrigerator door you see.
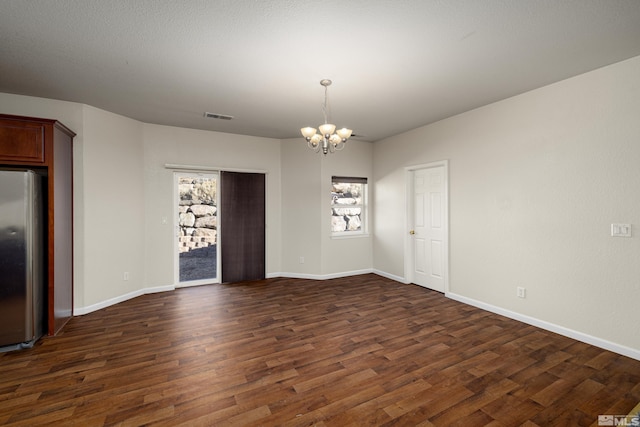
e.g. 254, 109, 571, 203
0, 170, 43, 349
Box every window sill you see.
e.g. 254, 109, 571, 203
330, 233, 370, 240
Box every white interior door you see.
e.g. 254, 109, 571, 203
408, 163, 447, 292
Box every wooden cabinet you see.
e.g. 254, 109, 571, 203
0, 114, 75, 336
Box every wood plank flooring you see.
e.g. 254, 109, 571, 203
1, 274, 639, 426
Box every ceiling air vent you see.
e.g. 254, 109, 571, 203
204, 112, 234, 120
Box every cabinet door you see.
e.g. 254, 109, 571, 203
0, 119, 45, 163
50, 126, 74, 334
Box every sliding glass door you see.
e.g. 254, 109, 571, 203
174, 170, 266, 286
175, 172, 219, 286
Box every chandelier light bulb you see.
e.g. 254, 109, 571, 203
336, 128, 352, 140
301, 127, 317, 138
319, 123, 336, 136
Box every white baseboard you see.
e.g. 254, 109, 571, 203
277, 268, 374, 281
74, 284, 175, 316
446, 291, 640, 362
372, 269, 409, 284
73, 269, 376, 315
268, 272, 319, 280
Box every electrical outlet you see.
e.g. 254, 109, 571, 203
123, 272, 130, 281
517, 286, 526, 298
299, 256, 305, 264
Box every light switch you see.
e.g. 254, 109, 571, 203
611, 223, 632, 237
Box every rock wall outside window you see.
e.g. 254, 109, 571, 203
331, 182, 363, 233
178, 177, 217, 253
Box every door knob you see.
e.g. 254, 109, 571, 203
409, 230, 415, 235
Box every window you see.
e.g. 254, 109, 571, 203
331, 176, 367, 236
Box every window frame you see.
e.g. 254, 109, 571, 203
330, 176, 368, 238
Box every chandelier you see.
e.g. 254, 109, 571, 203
301, 79, 352, 155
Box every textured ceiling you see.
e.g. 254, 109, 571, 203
1, 0, 640, 142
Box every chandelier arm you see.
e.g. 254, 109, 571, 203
307, 139, 319, 152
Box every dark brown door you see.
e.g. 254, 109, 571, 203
220, 171, 266, 283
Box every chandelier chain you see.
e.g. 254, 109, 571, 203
322, 84, 330, 125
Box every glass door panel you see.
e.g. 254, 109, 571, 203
176, 172, 219, 286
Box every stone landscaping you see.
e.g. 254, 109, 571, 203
178, 178, 217, 254
178, 177, 218, 282
331, 182, 363, 232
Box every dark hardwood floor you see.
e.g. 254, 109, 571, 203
1, 274, 639, 426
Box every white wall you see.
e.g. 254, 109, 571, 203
280, 138, 373, 278
373, 55, 640, 357
142, 123, 283, 287
280, 138, 322, 276
81, 106, 145, 308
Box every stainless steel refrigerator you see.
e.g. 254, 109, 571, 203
0, 169, 44, 351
